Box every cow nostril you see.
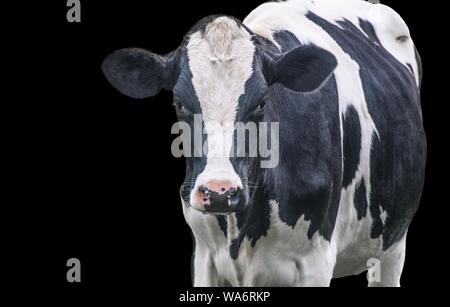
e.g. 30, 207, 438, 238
227, 187, 241, 206
229, 187, 237, 195
221, 187, 226, 192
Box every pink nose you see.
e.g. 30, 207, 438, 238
204, 180, 236, 194
195, 180, 239, 207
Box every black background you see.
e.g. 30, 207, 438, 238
15, 0, 446, 298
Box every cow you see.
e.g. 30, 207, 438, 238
101, 0, 426, 287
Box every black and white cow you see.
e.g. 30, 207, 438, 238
102, 0, 426, 286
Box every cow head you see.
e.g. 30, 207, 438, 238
102, 16, 337, 214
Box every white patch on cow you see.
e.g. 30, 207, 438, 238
187, 17, 254, 207
181, 194, 228, 286
380, 206, 388, 225
368, 4, 420, 86
183, 197, 336, 286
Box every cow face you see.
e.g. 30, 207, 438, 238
102, 16, 337, 214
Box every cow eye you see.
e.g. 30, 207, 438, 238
257, 100, 266, 112
173, 100, 189, 115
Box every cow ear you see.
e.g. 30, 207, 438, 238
101, 48, 179, 99
265, 45, 337, 92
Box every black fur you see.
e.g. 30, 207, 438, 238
354, 178, 368, 220
266, 45, 338, 93
342, 105, 362, 188
102, 48, 180, 99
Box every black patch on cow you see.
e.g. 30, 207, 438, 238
342, 105, 361, 188
307, 12, 426, 249
225, 30, 342, 258
266, 30, 342, 241
230, 235, 244, 260
354, 178, 368, 220
369, 135, 384, 238
359, 18, 381, 45
406, 63, 414, 76
273, 30, 302, 52
216, 215, 228, 238
229, 181, 272, 259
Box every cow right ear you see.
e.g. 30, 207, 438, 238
101, 48, 179, 99
263, 45, 337, 93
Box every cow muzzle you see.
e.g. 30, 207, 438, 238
190, 177, 245, 214
197, 180, 243, 213
189, 158, 245, 214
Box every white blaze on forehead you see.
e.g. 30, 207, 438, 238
187, 17, 256, 158
187, 17, 254, 205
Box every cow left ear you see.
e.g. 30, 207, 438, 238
101, 48, 179, 99
264, 45, 337, 92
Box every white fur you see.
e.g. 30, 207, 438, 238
183, 198, 336, 286
187, 18, 254, 209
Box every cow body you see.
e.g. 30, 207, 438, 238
183, 0, 425, 287
102, 0, 426, 287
